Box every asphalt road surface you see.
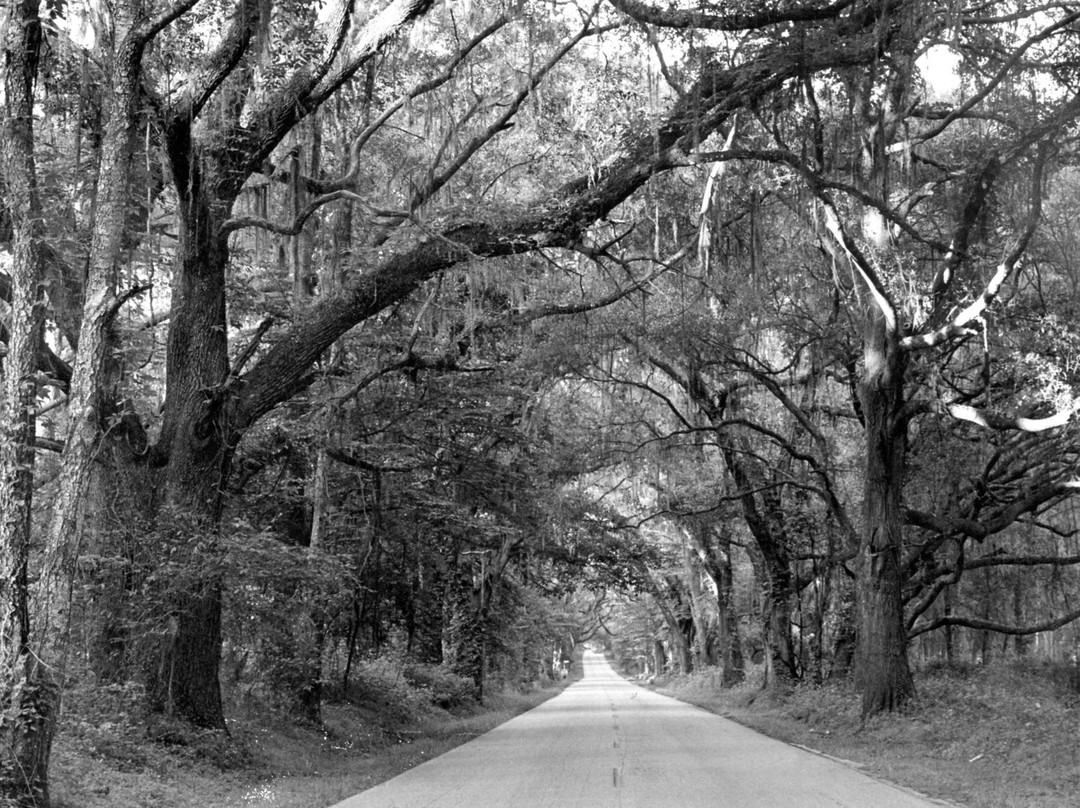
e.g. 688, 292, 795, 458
329, 650, 941, 808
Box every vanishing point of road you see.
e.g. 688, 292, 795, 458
329, 650, 943, 808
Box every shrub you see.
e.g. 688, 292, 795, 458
402, 663, 475, 710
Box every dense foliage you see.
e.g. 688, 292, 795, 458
3, 1, 1080, 804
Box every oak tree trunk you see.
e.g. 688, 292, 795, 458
854, 308, 915, 716
144, 143, 232, 727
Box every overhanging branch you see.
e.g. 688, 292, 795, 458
909, 605, 1080, 639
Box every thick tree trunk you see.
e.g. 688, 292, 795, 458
147, 581, 225, 727
652, 638, 666, 676
44, 4, 154, 697
44, 5, 145, 563
690, 525, 744, 685
854, 308, 915, 716
0, 658, 59, 808
761, 552, 798, 687
145, 479, 230, 730
715, 539, 745, 686
0, 1, 60, 802
649, 577, 693, 676
146, 148, 232, 727
446, 552, 490, 700
722, 446, 797, 686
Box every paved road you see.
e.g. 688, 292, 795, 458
329, 650, 942, 808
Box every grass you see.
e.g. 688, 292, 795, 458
651, 660, 1080, 807
52, 656, 1077, 807
50, 659, 580, 808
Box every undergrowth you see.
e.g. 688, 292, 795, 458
653, 659, 1080, 807
51, 657, 576, 808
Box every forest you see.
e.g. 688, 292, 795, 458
2, 0, 1080, 805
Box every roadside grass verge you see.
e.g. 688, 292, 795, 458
651, 660, 1080, 807
51, 658, 580, 808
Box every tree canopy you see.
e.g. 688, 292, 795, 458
3, 1, 1080, 803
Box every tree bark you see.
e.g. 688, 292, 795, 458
854, 306, 915, 716
688, 524, 744, 684
715, 534, 745, 686
722, 446, 798, 686
0, 1, 61, 802
145, 142, 232, 726
42, 1, 163, 696
683, 542, 713, 668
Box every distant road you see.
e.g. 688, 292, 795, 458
329, 650, 942, 808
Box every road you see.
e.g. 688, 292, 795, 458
328, 650, 942, 808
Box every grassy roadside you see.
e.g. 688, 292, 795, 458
649, 661, 1080, 808
51, 658, 581, 808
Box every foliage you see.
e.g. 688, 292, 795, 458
4, 0, 1080, 801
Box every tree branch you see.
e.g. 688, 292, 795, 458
818, 194, 900, 334
914, 9, 1080, 145
311, 14, 513, 194
904, 480, 1080, 545
966, 552, 1080, 570
901, 144, 1048, 351
133, 0, 201, 46
232, 6, 904, 427
608, 0, 856, 31
219, 189, 405, 237
170, 0, 263, 124
944, 402, 1080, 432
909, 605, 1080, 639
235, 0, 438, 179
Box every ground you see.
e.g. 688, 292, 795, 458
49, 656, 1080, 808
653, 660, 1080, 808
50, 657, 581, 808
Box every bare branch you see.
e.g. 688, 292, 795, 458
325, 446, 416, 474
966, 552, 1080, 569
818, 195, 900, 333
397, 15, 619, 231
230, 317, 274, 378
219, 189, 406, 237
32, 436, 65, 454
904, 480, 1080, 543
608, 0, 856, 31
909, 605, 1080, 639
902, 146, 1048, 351
313, 14, 513, 194
134, 0, 202, 46
915, 10, 1080, 145
507, 262, 668, 326
306, 0, 358, 92
944, 402, 1080, 432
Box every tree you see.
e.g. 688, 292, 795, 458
0, 0, 61, 802
7, 11, 1080, 808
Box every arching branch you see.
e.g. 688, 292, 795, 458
608, 0, 856, 31
909, 605, 1080, 639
